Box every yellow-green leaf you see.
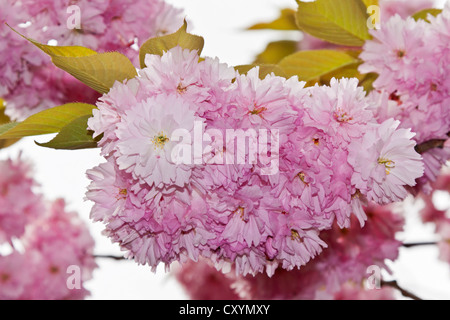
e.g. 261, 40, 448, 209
0, 99, 9, 124
0, 103, 96, 139
9, 25, 137, 94
235, 64, 287, 79
361, 0, 379, 7
36, 115, 100, 150
51, 52, 138, 94
8, 24, 97, 58
0, 100, 20, 149
295, 0, 371, 46
412, 8, 442, 22
278, 50, 359, 82
0, 122, 19, 136
248, 9, 299, 31
319, 61, 363, 84
139, 21, 205, 68
359, 72, 378, 93
254, 40, 298, 65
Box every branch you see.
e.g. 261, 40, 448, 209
381, 280, 423, 301
402, 242, 437, 248
415, 132, 449, 155
94, 254, 128, 261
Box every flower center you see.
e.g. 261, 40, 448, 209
396, 50, 405, 58
333, 108, 353, 123
116, 188, 127, 200
377, 157, 395, 175
297, 172, 309, 186
177, 83, 188, 94
235, 206, 245, 221
430, 83, 438, 92
0, 273, 10, 283
152, 132, 170, 150
290, 229, 303, 242
49, 266, 60, 274
249, 105, 267, 116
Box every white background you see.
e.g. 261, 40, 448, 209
2, 0, 450, 300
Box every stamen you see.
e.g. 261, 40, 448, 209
0, 273, 10, 283
235, 207, 245, 221
49, 266, 60, 274
116, 188, 128, 200
249, 105, 267, 116
333, 108, 353, 123
291, 229, 303, 242
377, 157, 396, 175
177, 83, 187, 94
152, 131, 170, 150
297, 172, 309, 186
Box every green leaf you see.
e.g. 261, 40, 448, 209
359, 72, 378, 93
361, 0, 379, 8
278, 50, 359, 82
8, 24, 97, 58
0, 100, 20, 149
0, 137, 19, 149
0, 103, 96, 139
139, 20, 205, 68
51, 52, 138, 94
295, 0, 371, 46
412, 8, 442, 22
0, 122, 19, 136
235, 64, 287, 79
0, 99, 10, 124
36, 115, 100, 150
319, 61, 363, 84
254, 40, 298, 65
8, 25, 137, 94
248, 9, 299, 30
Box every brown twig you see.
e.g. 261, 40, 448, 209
415, 132, 449, 154
402, 242, 437, 248
381, 280, 423, 301
94, 254, 127, 261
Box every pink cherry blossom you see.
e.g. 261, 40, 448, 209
0, 155, 96, 300
19, 199, 97, 300
303, 78, 376, 144
0, 252, 31, 300
114, 95, 199, 189
380, 0, 435, 20
0, 157, 44, 245
348, 119, 424, 204
173, 260, 240, 300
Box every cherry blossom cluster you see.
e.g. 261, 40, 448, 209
360, 3, 450, 191
0, 0, 184, 120
175, 203, 403, 300
0, 157, 96, 300
86, 46, 423, 276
